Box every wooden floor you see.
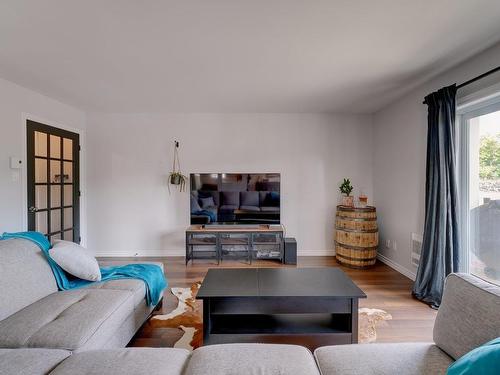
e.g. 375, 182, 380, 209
100, 256, 437, 347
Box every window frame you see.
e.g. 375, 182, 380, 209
457, 97, 500, 278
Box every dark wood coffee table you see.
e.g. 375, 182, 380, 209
196, 268, 366, 350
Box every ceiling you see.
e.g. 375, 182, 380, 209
1, 0, 500, 114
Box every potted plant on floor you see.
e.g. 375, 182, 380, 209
339, 178, 354, 207
168, 141, 188, 193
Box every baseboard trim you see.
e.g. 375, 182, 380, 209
96, 250, 185, 257
377, 253, 416, 281
96, 249, 335, 257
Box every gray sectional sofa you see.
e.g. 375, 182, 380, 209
1, 237, 499, 374
0, 238, 163, 353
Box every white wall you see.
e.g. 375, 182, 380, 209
0, 77, 86, 234
372, 41, 500, 278
86, 113, 373, 256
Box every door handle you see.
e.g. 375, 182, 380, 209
28, 206, 38, 213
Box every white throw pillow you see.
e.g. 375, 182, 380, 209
49, 240, 102, 281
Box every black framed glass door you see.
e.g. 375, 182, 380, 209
26, 120, 80, 244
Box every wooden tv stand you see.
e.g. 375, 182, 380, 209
185, 225, 284, 265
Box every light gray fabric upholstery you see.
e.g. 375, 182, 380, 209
100, 302, 154, 349
184, 344, 321, 375
0, 239, 58, 321
84, 279, 146, 308
433, 273, 500, 360
0, 348, 70, 375
314, 343, 453, 375
49, 348, 190, 375
0, 289, 134, 351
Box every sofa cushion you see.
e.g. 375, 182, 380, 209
433, 273, 500, 360
221, 191, 239, 206
84, 279, 146, 308
0, 238, 58, 321
240, 191, 259, 206
240, 205, 261, 211
0, 289, 134, 351
314, 343, 453, 375
49, 348, 190, 375
184, 344, 320, 375
0, 348, 70, 375
260, 206, 280, 212
219, 204, 238, 211
83, 261, 164, 309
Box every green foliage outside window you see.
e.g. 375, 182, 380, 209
480, 135, 500, 179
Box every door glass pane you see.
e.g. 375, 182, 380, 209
64, 184, 73, 206
50, 160, 61, 184
35, 158, 47, 183
64, 207, 73, 229
51, 185, 61, 208
35, 185, 47, 210
63, 161, 73, 183
63, 138, 73, 160
63, 230, 73, 241
50, 135, 61, 158
468, 109, 500, 285
50, 209, 61, 233
34, 132, 47, 157
35, 211, 48, 234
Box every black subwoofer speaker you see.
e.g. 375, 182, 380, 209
284, 237, 297, 265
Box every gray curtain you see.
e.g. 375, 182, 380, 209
413, 84, 460, 309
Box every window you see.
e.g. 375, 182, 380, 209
459, 98, 500, 285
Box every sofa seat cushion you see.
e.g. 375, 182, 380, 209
0, 289, 134, 351
0, 348, 70, 375
260, 206, 280, 212
184, 344, 320, 375
84, 279, 146, 308
239, 205, 260, 211
49, 348, 190, 375
219, 205, 238, 211
314, 343, 453, 375
91, 261, 164, 308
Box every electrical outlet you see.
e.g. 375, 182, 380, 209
385, 239, 391, 249
393, 241, 397, 251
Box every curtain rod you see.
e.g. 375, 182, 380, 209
423, 65, 500, 104
456, 65, 500, 89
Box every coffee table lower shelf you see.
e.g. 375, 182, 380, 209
205, 313, 353, 347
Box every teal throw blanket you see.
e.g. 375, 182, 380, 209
0, 231, 166, 306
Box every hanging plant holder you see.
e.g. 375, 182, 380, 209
168, 141, 188, 193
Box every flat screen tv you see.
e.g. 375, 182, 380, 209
190, 173, 280, 225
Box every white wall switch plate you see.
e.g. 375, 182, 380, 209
9, 157, 22, 169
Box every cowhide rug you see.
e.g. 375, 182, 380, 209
151, 283, 392, 351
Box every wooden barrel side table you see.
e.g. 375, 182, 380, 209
335, 205, 378, 269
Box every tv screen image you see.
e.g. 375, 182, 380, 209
190, 173, 280, 225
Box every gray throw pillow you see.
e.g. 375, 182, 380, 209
191, 193, 202, 212
200, 196, 215, 209
240, 191, 259, 206
49, 240, 101, 281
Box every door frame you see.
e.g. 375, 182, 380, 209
21, 114, 86, 246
